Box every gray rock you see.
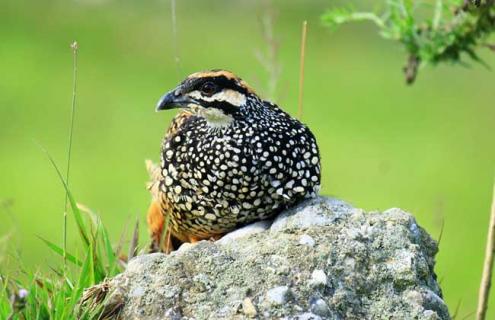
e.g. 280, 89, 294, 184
217, 220, 271, 245
270, 197, 353, 232
309, 269, 327, 288
310, 298, 331, 317
241, 297, 257, 317
81, 196, 450, 320
299, 234, 316, 247
295, 312, 323, 320
265, 286, 291, 305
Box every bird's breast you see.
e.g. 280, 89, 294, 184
159, 114, 321, 236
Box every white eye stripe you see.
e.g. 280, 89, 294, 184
189, 89, 246, 107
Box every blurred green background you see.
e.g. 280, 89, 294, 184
0, 0, 494, 317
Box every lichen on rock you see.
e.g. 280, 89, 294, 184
81, 197, 450, 319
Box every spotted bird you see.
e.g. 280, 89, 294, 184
147, 70, 321, 252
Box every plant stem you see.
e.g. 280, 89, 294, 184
297, 20, 307, 120
64, 41, 78, 270
171, 0, 181, 80
128, 219, 139, 260
477, 180, 495, 320
254, 3, 281, 102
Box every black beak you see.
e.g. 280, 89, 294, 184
156, 88, 195, 111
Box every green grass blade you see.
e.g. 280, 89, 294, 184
77, 204, 111, 281
66, 246, 93, 319
88, 244, 95, 286
0, 276, 11, 318
99, 223, 118, 275
38, 144, 90, 248
91, 230, 106, 283
38, 236, 83, 267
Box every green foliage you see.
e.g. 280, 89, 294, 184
322, 0, 495, 83
0, 156, 124, 320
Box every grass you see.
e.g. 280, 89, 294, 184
0, 37, 126, 320
1, 218, 123, 319
61, 41, 79, 271
0, 194, 128, 319
0, 149, 126, 319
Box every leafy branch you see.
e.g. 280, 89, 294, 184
322, 0, 495, 84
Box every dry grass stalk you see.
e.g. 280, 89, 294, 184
255, 4, 282, 101
79, 280, 124, 319
171, 0, 181, 79
476, 180, 495, 320
297, 21, 307, 120
127, 219, 139, 260
62, 41, 79, 270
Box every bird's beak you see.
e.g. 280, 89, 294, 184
156, 88, 196, 111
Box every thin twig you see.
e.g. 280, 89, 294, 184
160, 215, 172, 254
127, 219, 139, 260
170, 0, 181, 79
462, 311, 476, 320
484, 43, 495, 51
433, 0, 443, 30
166, 224, 172, 254
452, 299, 462, 319
403, 54, 419, 85
476, 179, 495, 320
0, 199, 19, 231
63, 41, 79, 270
115, 219, 130, 260
255, 3, 281, 101
297, 21, 308, 120
437, 219, 445, 247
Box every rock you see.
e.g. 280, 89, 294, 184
216, 220, 271, 245
241, 297, 257, 317
270, 197, 352, 232
265, 286, 291, 305
81, 196, 450, 319
310, 298, 331, 317
295, 312, 323, 320
309, 269, 327, 288
299, 234, 316, 247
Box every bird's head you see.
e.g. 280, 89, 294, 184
156, 70, 258, 127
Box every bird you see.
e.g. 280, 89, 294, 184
147, 70, 321, 253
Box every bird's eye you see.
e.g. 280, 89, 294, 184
200, 82, 217, 96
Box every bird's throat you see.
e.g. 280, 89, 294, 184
196, 107, 234, 129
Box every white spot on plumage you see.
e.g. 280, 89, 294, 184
294, 186, 305, 193
271, 180, 281, 187
286, 180, 294, 189
205, 213, 217, 220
